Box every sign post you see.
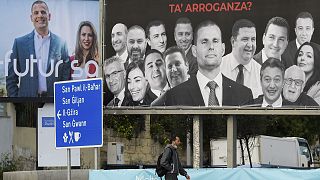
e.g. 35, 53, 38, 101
54, 78, 103, 178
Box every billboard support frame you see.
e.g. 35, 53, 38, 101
105, 107, 320, 115
105, 108, 320, 168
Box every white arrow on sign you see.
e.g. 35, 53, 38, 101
57, 110, 62, 120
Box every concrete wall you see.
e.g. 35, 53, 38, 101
101, 117, 188, 166
0, 114, 13, 156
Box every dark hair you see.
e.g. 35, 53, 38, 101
264, 17, 289, 38
128, 25, 146, 37
232, 19, 255, 39
194, 20, 221, 45
104, 56, 124, 71
31, 0, 48, 12
163, 46, 188, 65
295, 12, 314, 27
144, 49, 163, 68
260, 58, 285, 79
170, 134, 178, 143
294, 42, 320, 92
75, 21, 99, 67
174, 17, 192, 30
146, 20, 165, 39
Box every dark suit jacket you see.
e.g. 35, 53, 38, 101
7, 31, 70, 97
286, 92, 318, 106
107, 97, 126, 107
186, 49, 198, 76
253, 50, 263, 65
253, 49, 293, 69
282, 40, 297, 69
164, 75, 253, 106
123, 55, 130, 70
253, 95, 291, 106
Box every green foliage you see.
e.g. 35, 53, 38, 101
150, 115, 193, 148
0, 153, 17, 180
105, 114, 145, 140
265, 115, 320, 144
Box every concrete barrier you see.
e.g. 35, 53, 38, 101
4, 169, 89, 180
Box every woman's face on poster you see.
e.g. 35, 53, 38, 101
127, 67, 148, 102
80, 25, 93, 51
297, 44, 314, 74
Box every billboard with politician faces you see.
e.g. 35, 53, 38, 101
104, 0, 320, 108
0, 0, 100, 101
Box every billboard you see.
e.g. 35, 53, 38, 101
0, 0, 100, 101
104, 0, 320, 108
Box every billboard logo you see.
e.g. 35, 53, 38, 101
1, 50, 98, 78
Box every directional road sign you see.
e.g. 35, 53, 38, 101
54, 78, 103, 149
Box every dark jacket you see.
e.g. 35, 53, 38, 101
186, 48, 198, 76
285, 92, 319, 107
253, 95, 291, 106
253, 50, 293, 69
164, 75, 253, 106
160, 144, 188, 177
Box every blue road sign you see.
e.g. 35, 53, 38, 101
54, 78, 103, 149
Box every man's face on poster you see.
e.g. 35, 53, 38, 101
144, 52, 167, 90
193, 25, 225, 71
165, 52, 189, 88
105, 62, 126, 96
295, 18, 314, 45
283, 69, 304, 102
232, 27, 256, 64
111, 24, 127, 54
174, 23, 193, 51
31, 2, 51, 32
263, 24, 288, 59
127, 28, 147, 61
261, 67, 284, 105
148, 24, 167, 53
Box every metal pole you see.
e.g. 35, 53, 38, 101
95, 147, 98, 169
227, 116, 237, 168
67, 148, 71, 180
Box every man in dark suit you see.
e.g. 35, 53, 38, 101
146, 20, 167, 54
6, 0, 70, 97
165, 20, 253, 107
253, 58, 289, 107
104, 56, 126, 107
282, 12, 315, 67
174, 17, 198, 75
253, 17, 291, 69
111, 23, 129, 65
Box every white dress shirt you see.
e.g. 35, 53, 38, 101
151, 83, 170, 97
262, 95, 283, 107
34, 30, 50, 93
221, 52, 262, 98
197, 71, 223, 107
296, 39, 301, 50
117, 50, 128, 64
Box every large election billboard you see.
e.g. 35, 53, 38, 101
104, 0, 320, 108
0, 0, 100, 101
